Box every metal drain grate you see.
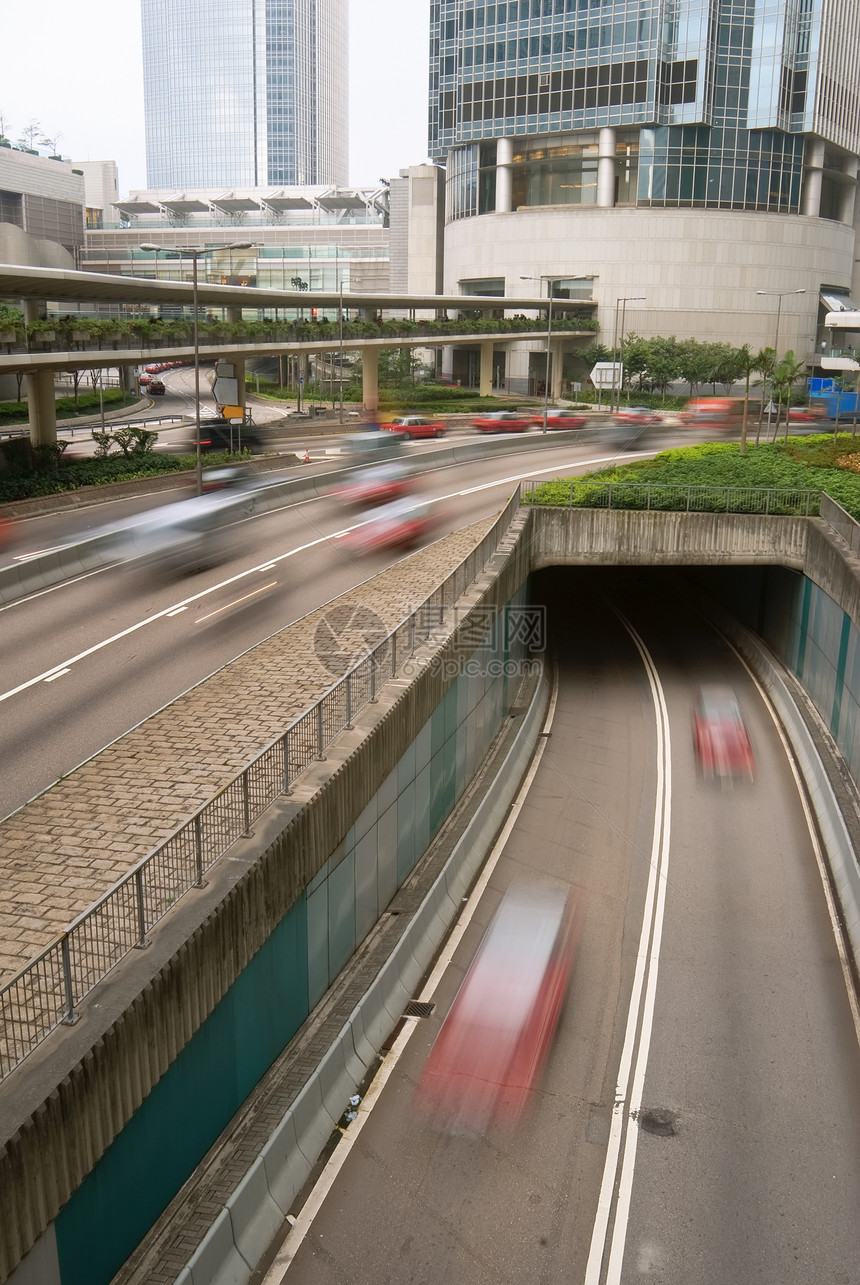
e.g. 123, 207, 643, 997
404, 1001, 435, 1018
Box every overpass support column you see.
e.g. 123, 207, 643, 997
226, 306, 245, 410
597, 128, 616, 207
362, 347, 379, 413
549, 340, 564, 399
26, 368, 58, 447
479, 341, 494, 396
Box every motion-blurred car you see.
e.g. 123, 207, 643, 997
117, 492, 250, 577
342, 498, 437, 554
381, 415, 446, 440
614, 406, 661, 426
148, 379, 166, 395
787, 406, 826, 422
471, 411, 537, 432
418, 882, 585, 1133
138, 373, 152, 386
333, 462, 415, 508
693, 685, 754, 779
545, 410, 589, 430
339, 431, 405, 463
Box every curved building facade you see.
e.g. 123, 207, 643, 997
430, 0, 860, 366
142, 0, 348, 189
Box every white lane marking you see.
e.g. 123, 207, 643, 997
43, 668, 71, 683
166, 606, 188, 617
261, 671, 562, 1282
453, 451, 645, 498
585, 607, 672, 1285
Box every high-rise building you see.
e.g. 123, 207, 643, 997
428, 0, 860, 365
141, 0, 348, 190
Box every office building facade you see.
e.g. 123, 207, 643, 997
429, 0, 860, 368
141, 0, 348, 189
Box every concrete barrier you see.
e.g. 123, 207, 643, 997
181, 664, 550, 1283
707, 605, 860, 973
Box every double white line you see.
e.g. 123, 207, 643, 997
585, 606, 673, 1284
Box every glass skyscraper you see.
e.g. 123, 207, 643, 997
428, 0, 860, 369
430, 0, 860, 222
142, 0, 348, 189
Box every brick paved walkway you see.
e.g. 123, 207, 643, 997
0, 518, 495, 987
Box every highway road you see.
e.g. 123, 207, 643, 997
258, 571, 860, 1285
0, 431, 665, 820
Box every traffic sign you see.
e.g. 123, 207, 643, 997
590, 361, 622, 389
213, 377, 239, 404
222, 405, 244, 420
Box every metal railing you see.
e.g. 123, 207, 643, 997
820, 493, 860, 554
521, 479, 821, 517
0, 490, 523, 1080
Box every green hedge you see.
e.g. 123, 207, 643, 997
0, 388, 136, 425
0, 449, 245, 502
526, 437, 860, 519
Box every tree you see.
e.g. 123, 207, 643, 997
734, 344, 758, 455
39, 130, 62, 157
17, 119, 42, 152
772, 351, 806, 441
677, 338, 714, 395
753, 348, 776, 445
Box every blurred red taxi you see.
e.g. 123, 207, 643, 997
471, 410, 537, 433
418, 882, 584, 1132
332, 462, 414, 508
381, 415, 446, 440
342, 498, 436, 553
693, 685, 754, 779
545, 410, 589, 430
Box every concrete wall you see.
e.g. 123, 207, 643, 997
444, 205, 852, 354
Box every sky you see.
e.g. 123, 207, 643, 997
1, 0, 431, 195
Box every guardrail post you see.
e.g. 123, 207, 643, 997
242, 769, 254, 837
370, 654, 378, 703
281, 732, 292, 795
765, 489, 771, 516
134, 868, 150, 949
726, 487, 732, 512
194, 813, 206, 885
687, 485, 691, 512
646, 484, 651, 510
391, 631, 397, 678
409, 613, 416, 658
61, 935, 80, 1025
316, 704, 326, 759
345, 671, 353, 730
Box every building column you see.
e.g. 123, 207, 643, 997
26, 368, 58, 448
597, 128, 616, 207
802, 138, 825, 217
479, 341, 494, 396
496, 137, 513, 213
362, 346, 379, 413
840, 158, 859, 225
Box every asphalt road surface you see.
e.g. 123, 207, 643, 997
257, 571, 860, 1285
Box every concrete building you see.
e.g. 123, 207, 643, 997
429, 0, 860, 381
141, 0, 349, 189
81, 183, 391, 301
0, 148, 84, 267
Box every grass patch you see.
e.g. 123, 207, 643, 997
0, 449, 250, 502
0, 388, 138, 425
526, 435, 860, 519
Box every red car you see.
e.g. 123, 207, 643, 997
342, 498, 437, 553
693, 685, 754, 779
332, 462, 414, 508
471, 411, 537, 432
418, 882, 585, 1133
545, 411, 589, 430
381, 416, 446, 440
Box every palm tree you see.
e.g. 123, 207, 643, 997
735, 344, 757, 454
771, 351, 806, 442
753, 347, 776, 445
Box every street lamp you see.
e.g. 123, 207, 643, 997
338, 279, 345, 426
139, 241, 255, 496
520, 275, 556, 432
755, 287, 806, 362
610, 297, 645, 413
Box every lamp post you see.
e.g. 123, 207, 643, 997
338, 279, 345, 426
140, 242, 255, 496
610, 296, 645, 413
755, 288, 805, 439
520, 275, 556, 432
